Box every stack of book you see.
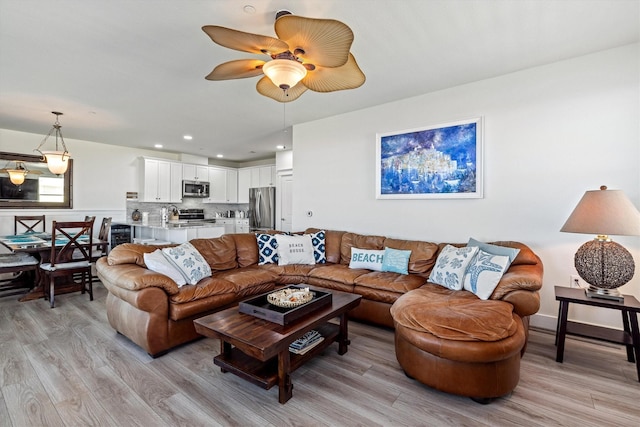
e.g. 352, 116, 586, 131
289, 330, 324, 355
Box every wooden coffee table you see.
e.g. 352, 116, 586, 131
194, 287, 362, 404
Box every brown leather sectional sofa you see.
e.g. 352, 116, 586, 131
96, 228, 543, 400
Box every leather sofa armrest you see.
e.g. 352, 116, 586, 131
103, 282, 169, 315
500, 290, 540, 317
97, 257, 180, 296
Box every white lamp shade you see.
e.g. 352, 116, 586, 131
7, 169, 26, 185
560, 186, 640, 236
262, 59, 307, 90
42, 151, 70, 175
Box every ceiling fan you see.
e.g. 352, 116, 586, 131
202, 10, 365, 102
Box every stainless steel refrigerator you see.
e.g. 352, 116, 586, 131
249, 187, 276, 231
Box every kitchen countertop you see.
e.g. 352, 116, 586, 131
123, 221, 225, 230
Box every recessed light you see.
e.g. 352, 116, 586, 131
243, 5, 256, 14
216, 154, 224, 158
183, 135, 193, 140
276, 145, 286, 150
154, 144, 163, 148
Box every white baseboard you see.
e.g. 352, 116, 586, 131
529, 313, 556, 331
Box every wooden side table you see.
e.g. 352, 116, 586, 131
554, 285, 640, 381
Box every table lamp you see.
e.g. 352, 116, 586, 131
560, 185, 640, 302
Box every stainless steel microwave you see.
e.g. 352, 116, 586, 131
182, 180, 210, 198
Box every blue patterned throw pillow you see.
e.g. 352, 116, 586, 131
428, 245, 479, 290
256, 233, 279, 265
381, 247, 412, 275
309, 230, 326, 264
161, 242, 211, 285
463, 249, 510, 300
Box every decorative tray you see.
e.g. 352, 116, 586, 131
239, 285, 333, 325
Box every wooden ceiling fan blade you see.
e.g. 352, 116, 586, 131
205, 59, 266, 80
302, 54, 365, 92
256, 76, 307, 102
274, 15, 353, 68
202, 25, 289, 55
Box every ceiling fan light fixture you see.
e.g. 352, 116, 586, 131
262, 59, 307, 90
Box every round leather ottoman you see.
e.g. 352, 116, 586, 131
390, 286, 526, 401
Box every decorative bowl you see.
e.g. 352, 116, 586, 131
267, 287, 313, 308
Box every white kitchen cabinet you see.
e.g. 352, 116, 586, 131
215, 219, 235, 234
206, 167, 227, 203
259, 165, 276, 187
183, 164, 209, 182
170, 162, 183, 203
226, 169, 238, 203
140, 158, 173, 203
238, 168, 251, 203
235, 218, 249, 233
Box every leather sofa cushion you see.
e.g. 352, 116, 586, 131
391, 285, 518, 342
260, 263, 316, 277
340, 232, 386, 265
230, 233, 261, 267
308, 264, 369, 285
383, 238, 439, 275
108, 243, 173, 267
212, 266, 278, 295
170, 276, 237, 304
190, 236, 237, 271
355, 271, 427, 294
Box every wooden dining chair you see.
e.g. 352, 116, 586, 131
39, 220, 93, 308
0, 253, 39, 298
90, 217, 111, 283
14, 215, 45, 234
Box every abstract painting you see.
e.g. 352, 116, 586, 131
376, 117, 483, 199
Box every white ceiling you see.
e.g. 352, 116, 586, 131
0, 0, 638, 162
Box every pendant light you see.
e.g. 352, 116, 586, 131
6, 162, 28, 185
34, 111, 71, 175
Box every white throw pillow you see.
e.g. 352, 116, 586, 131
275, 234, 316, 266
349, 248, 385, 271
161, 242, 212, 285
144, 249, 187, 287
463, 249, 510, 300
428, 245, 479, 290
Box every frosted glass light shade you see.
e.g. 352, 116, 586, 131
42, 151, 70, 175
262, 59, 307, 90
7, 169, 26, 185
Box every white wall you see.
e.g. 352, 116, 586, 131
0, 129, 179, 235
292, 44, 640, 330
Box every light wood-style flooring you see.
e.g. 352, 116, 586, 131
1, 283, 639, 426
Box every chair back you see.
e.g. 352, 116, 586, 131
15, 215, 45, 234
49, 220, 93, 267
84, 215, 96, 224
96, 217, 112, 256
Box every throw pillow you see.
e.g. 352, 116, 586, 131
161, 242, 212, 285
275, 234, 316, 265
428, 245, 479, 290
467, 238, 520, 267
381, 247, 412, 275
463, 249, 510, 300
309, 230, 326, 264
256, 233, 279, 265
349, 248, 385, 271
143, 249, 187, 287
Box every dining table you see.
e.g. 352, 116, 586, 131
0, 231, 107, 302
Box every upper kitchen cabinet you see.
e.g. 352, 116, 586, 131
226, 169, 238, 203
204, 167, 238, 203
140, 157, 182, 203
238, 168, 251, 203
183, 164, 209, 182
238, 165, 276, 203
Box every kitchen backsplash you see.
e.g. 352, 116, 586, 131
126, 199, 249, 222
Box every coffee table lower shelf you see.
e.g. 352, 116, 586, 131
214, 322, 339, 390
